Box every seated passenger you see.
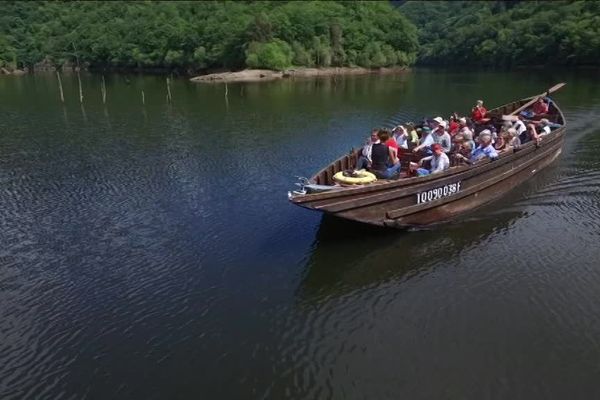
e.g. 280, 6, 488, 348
461, 130, 476, 152
432, 120, 452, 153
504, 128, 521, 152
412, 126, 435, 154
405, 122, 420, 146
383, 129, 399, 160
455, 130, 498, 164
494, 130, 507, 151
505, 115, 527, 139
458, 139, 474, 159
368, 130, 401, 179
451, 132, 464, 153
392, 125, 410, 150
355, 129, 380, 170
500, 120, 512, 135
471, 100, 488, 123
458, 117, 472, 131
448, 115, 461, 135
520, 121, 546, 145
534, 118, 560, 135
410, 143, 450, 176
532, 97, 549, 116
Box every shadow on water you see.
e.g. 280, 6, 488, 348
297, 209, 526, 303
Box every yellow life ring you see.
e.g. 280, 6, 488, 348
333, 169, 377, 185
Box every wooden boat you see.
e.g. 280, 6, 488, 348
288, 83, 567, 229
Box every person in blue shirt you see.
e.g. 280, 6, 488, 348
455, 130, 498, 164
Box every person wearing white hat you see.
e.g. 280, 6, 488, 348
392, 125, 410, 150
432, 120, 451, 153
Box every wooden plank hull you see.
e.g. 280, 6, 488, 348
289, 87, 567, 229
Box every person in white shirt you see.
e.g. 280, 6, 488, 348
512, 116, 527, 136
432, 120, 452, 153
411, 143, 450, 176
356, 129, 379, 169
392, 125, 410, 150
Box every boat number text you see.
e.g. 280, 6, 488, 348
416, 181, 461, 204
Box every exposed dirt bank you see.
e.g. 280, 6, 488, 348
190, 67, 409, 83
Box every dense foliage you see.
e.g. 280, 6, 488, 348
0, 1, 418, 72
401, 0, 600, 67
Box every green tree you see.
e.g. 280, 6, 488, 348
401, 0, 600, 67
0, 1, 420, 72
245, 39, 293, 70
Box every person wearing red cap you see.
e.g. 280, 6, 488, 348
410, 143, 450, 176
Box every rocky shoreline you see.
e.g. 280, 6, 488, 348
189, 67, 409, 83
0, 65, 410, 80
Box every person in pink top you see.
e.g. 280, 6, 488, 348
384, 134, 399, 165
532, 97, 549, 116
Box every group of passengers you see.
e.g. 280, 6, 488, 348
358, 97, 560, 179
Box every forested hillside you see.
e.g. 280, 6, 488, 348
0, 1, 417, 72
2, 1, 598, 74
401, 0, 600, 67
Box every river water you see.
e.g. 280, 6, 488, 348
1, 69, 600, 399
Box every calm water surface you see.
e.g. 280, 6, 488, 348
1, 69, 600, 399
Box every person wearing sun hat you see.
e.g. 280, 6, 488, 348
392, 125, 410, 150
432, 116, 444, 126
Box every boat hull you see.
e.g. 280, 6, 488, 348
289, 87, 567, 229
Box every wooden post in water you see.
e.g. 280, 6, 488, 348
225, 82, 228, 98
101, 75, 107, 104
166, 77, 172, 104
72, 42, 84, 103
77, 70, 84, 103
56, 70, 65, 103
141, 90, 145, 105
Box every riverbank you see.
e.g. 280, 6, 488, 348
189, 67, 409, 83
0, 67, 26, 75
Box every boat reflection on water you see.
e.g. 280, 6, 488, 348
296, 209, 527, 303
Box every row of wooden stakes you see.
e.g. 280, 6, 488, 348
54, 71, 174, 105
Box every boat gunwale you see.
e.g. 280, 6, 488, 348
309, 128, 565, 213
